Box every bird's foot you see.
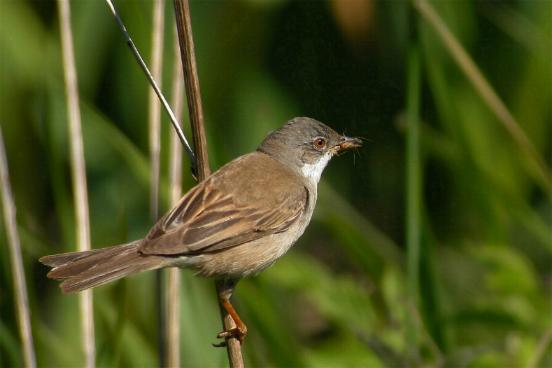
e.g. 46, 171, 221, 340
213, 325, 247, 347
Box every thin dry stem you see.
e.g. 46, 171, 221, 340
172, 1, 244, 366
173, 0, 210, 180
148, 0, 166, 365
169, 28, 184, 207
57, 0, 95, 366
0, 127, 36, 368
165, 25, 185, 368
414, 0, 551, 194
149, 0, 165, 220
104, 0, 195, 164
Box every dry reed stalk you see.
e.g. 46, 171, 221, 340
147, 0, 166, 365
172, 1, 244, 366
57, 0, 95, 366
414, 0, 551, 194
149, 0, 165, 220
172, 0, 210, 178
165, 26, 185, 368
0, 127, 36, 368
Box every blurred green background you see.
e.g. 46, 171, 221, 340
1, 0, 551, 367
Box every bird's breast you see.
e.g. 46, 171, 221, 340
186, 186, 317, 279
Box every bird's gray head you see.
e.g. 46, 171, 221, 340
258, 117, 362, 183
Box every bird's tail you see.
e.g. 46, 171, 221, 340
39, 240, 171, 293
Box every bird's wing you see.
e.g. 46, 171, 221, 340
139, 153, 309, 256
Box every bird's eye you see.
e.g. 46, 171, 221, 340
313, 137, 327, 151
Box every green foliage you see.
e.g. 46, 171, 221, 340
1, 1, 551, 366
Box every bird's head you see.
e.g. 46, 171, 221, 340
258, 117, 362, 183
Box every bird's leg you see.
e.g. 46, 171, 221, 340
217, 297, 247, 341
214, 279, 247, 346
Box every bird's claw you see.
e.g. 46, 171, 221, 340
213, 326, 247, 347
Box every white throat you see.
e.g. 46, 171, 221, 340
300, 153, 332, 183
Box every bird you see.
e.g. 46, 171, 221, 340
40, 116, 362, 343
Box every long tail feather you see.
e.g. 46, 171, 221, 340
39, 240, 171, 293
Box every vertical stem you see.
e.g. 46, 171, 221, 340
57, 1, 95, 366
173, 0, 210, 180
148, 0, 166, 366
149, 0, 165, 220
165, 25, 185, 368
405, 45, 421, 358
172, 1, 244, 367
0, 127, 36, 368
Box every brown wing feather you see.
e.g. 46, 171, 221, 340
139, 153, 308, 256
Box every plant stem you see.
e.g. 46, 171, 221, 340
104, 0, 196, 167
172, 1, 244, 367
172, 0, 210, 180
0, 127, 36, 368
165, 24, 185, 368
147, 0, 166, 366
57, 0, 95, 366
149, 0, 164, 221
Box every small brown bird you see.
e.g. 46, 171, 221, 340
40, 117, 361, 342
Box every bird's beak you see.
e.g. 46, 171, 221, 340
334, 136, 363, 152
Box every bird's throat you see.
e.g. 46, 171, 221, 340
300, 153, 331, 183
